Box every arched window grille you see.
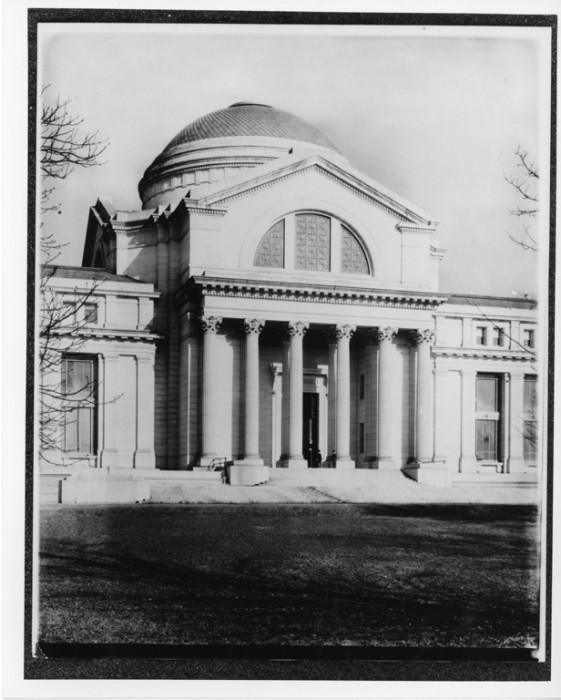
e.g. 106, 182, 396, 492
253, 220, 285, 268
341, 225, 369, 274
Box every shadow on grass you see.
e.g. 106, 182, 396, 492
38, 504, 540, 647
357, 503, 539, 522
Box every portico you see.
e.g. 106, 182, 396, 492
191, 275, 447, 482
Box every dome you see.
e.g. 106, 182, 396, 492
138, 103, 340, 209
164, 103, 338, 152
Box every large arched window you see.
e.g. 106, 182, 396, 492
341, 225, 369, 274
253, 220, 284, 268
253, 213, 370, 275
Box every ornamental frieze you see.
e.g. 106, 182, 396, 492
197, 285, 445, 310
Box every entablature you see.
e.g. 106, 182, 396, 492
184, 275, 448, 311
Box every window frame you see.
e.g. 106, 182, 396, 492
61, 355, 98, 455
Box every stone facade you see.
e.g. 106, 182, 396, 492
39, 104, 539, 499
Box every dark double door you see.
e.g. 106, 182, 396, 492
303, 392, 320, 467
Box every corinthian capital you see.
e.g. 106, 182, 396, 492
200, 315, 223, 334
287, 321, 309, 338
410, 329, 436, 346
243, 319, 265, 336
335, 323, 356, 341
374, 327, 397, 343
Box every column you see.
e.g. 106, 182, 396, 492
412, 329, 435, 462
459, 369, 476, 472
241, 319, 264, 463
133, 355, 156, 469
281, 340, 290, 459
508, 372, 525, 473
200, 315, 222, 466
373, 327, 397, 469
335, 323, 356, 469
326, 336, 337, 460
283, 320, 309, 468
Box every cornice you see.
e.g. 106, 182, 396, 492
50, 328, 161, 343
197, 156, 430, 225
188, 275, 448, 310
433, 346, 536, 361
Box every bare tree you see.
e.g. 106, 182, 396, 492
39, 89, 109, 464
504, 146, 539, 252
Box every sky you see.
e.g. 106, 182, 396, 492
38, 22, 550, 297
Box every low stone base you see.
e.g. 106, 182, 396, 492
334, 458, 355, 470
227, 464, 270, 486
402, 462, 452, 488
61, 476, 150, 504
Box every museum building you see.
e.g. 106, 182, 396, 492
39, 103, 539, 502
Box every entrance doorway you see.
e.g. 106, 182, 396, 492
475, 373, 502, 463
303, 392, 320, 467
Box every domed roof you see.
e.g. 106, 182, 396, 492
164, 102, 338, 152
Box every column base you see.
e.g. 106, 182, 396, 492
402, 461, 452, 488
334, 458, 355, 470
507, 457, 527, 473
369, 457, 396, 470
280, 458, 309, 469
233, 458, 264, 467
459, 456, 477, 473
133, 451, 156, 469
100, 449, 120, 469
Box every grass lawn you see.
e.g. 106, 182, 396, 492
38, 503, 540, 648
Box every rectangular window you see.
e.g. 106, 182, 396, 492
359, 422, 365, 453
62, 356, 97, 454
359, 374, 365, 400
523, 329, 535, 349
475, 326, 487, 345
492, 327, 503, 346
523, 375, 538, 462
83, 303, 98, 325
61, 301, 76, 325
475, 374, 501, 461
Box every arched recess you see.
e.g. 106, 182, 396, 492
93, 243, 106, 269
240, 196, 383, 278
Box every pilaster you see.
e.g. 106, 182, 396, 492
133, 356, 156, 469
459, 369, 477, 472
508, 372, 526, 473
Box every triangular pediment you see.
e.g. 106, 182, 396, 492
189, 152, 433, 225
